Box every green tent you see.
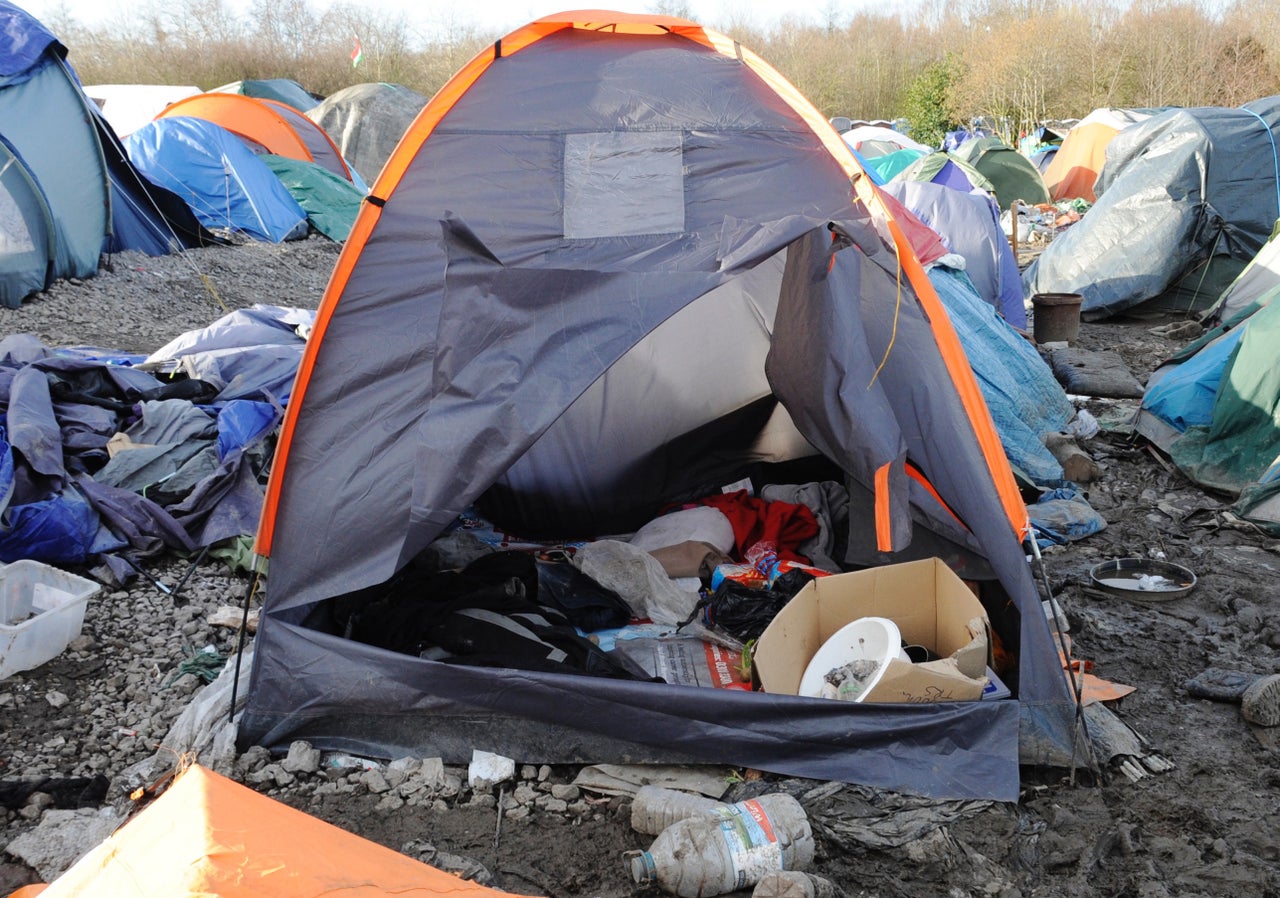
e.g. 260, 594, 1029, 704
1169, 295, 1280, 494
213, 78, 318, 112
261, 155, 363, 241
1136, 220, 1280, 530
953, 137, 1050, 210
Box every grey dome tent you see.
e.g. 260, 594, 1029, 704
1025, 97, 1280, 319
239, 11, 1077, 801
305, 82, 427, 185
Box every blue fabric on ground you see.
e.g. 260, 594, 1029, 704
1028, 487, 1107, 545
0, 481, 99, 564
216, 400, 279, 460
928, 266, 1074, 484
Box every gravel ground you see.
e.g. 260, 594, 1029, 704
1, 238, 1278, 897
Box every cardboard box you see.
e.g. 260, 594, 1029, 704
754, 557, 992, 703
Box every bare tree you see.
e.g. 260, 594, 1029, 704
39, 0, 1280, 124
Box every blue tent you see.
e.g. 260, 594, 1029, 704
0, 1, 216, 306
126, 117, 309, 243
0, 1, 107, 301
96, 111, 223, 257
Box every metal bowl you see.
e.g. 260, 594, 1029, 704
1088, 557, 1197, 601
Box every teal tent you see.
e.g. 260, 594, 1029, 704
0, 4, 108, 304
0, 2, 215, 307
213, 78, 318, 112
866, 147, 925, 183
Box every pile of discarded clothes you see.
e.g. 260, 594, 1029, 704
0, 305, 312, 581
331, 487, 846, 682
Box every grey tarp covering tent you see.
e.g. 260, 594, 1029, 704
1024, 97, 1280, 319
305, 82, 427, 186
239, 12, 1077, 801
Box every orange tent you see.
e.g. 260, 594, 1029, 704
1042, 120, 1120, 202
9, 764, 527, 897
157, 92, 357, 184
1043, 108, 1159, 202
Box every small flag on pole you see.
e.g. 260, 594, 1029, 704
351, 36, 363, 69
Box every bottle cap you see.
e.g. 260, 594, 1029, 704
624, 849, 656, 884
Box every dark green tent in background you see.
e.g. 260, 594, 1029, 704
953, 136, 1050, 210
261, 155, 364, 241
213, 78, 319, 113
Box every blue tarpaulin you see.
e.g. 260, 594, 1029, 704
928, 266, 1074, 484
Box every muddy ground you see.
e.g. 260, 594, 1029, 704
1, 240, 1278, 897
268, 316, 1280, 898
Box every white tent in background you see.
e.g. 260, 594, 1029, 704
83, 84, 200, 137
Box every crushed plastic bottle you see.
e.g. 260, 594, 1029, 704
752, 870, 839, 898
630, 784, 728, 836
625, 792, 814, 898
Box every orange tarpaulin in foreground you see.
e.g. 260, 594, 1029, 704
10, 764, 528, 898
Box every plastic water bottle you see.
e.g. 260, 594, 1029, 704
625, 793, 815, 898
752, 870, 839, 898
630, 785, 728, 836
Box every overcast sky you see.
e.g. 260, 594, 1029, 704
25, 0, 890, 38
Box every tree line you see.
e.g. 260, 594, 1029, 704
47, 0, 1280, 147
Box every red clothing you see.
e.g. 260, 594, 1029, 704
697, 490, 819, 564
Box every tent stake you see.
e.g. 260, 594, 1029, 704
227, 557, 265, 726
1028, 534, 1096, 786
123, 556, 172, 595
169, 545, 211, 606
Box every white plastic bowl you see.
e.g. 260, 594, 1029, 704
798, 616, 907, 701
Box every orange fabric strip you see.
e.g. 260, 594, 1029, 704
874, 462, 893, 552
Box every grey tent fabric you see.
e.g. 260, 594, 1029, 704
882, 178, 1026, 327
1025, 97, 1280, 319
144, 304, 312, 403
241, 20, 1077, 802
305, 82, 426, 185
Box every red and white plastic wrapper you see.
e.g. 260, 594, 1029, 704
611, 636, 750, 690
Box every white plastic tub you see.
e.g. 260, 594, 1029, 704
0, 560, 101, 680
